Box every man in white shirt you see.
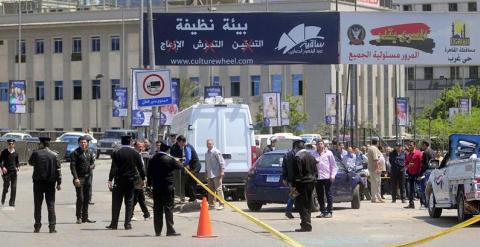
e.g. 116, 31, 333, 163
205, 139, 226, 210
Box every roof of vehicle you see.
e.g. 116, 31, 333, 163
105, 129, 136, 132
2, 132, 30, 137
262, 149, 289, 155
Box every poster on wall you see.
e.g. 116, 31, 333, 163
340, 12, 480, 65
263, 92, 281, 127
325, 93, 338, 125
395, 97, 409, 126
158, 79, 180, 126
8, 80, 26, 114
112, 87, 128, 117
280, 101, 290, 126
459, 97, 471, 115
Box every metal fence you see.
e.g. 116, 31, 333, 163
0, 141, 68, 165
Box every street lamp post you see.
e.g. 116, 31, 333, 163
95, 74, 104, 132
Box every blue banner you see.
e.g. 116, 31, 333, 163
144, 12, 339, 65
113, 87, 128, 117
204, 86, 223, 99
9, 80, 26, 114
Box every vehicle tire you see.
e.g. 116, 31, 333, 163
351, 184, 361, 209
456, 189, 471, 222
427, 192, 442, 218
96, 150, 100, 159
247, 202, 262, 212
311, 188, 320, 212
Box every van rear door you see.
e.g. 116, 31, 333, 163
220, 107, 252, 173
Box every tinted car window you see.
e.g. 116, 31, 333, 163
257, 154, 285, 168
61, 135, 81, 143
104, 131, 125, 139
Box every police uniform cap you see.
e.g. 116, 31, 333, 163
293, 139, 306, 146
121, 135, 132, 143
39, 136, 51, 143
159, 140, 171, 152
6, 139, 15, 143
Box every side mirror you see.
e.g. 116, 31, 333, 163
429, 160, 440, 169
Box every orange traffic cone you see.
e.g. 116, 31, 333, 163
193, 197, 217, 238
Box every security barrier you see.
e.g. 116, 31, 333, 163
0, 141, 68, 164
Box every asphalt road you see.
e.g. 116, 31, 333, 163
1, 158, 479, 247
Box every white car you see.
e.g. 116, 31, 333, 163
55, 132, 97, 144
0, 132, 33, 141
300, 134, 322, 144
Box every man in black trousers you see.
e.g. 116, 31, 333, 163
147, 141, 183, 236
106, 135, 145, 230
29, 137, 62, 233
1, 139, 20, 207
70, 135, 96, 224
389, 143, 406, 203
170, 135, 200, 202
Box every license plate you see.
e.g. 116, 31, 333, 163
266, 175, 280, 183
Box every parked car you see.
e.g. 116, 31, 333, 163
56, 133, 97, 161
56, 132, 97, 144
300, 134, 322, 144
245, 150, 362, 211
97, 129, 137, 158
0, 132, 33, 141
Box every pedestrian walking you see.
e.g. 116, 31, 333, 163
367, 138, 384, 203
147, 141, 183, 236
170, 135, 201, 202
106, 135, 145, 230
404, 140, 423, 209
70, 135, 96, 224
1, 139, 20, 207
132, 141, 151, 221
282, 140, 304, 219
313, 140, 337, 218
205, 139, 225, 210
29, 137, 62, 233
389, 143, 406, 203
292, 140, 317, 232
419, 140, 435, 208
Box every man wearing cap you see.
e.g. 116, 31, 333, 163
389, 143, 406, 203
170, 135, 200, 202
29, 137, 62, 233
70, 135, 96, 224
263, 136, 277, 154
106, 135, 145, 230
282, 139, 305, 219
147, 140, 183, 236
1, 139, 20, 207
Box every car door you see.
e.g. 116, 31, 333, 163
431, 165, 449, 204
332, 160, 352, 201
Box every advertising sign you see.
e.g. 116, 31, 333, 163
357, 0, 380, 8
340, 12, 480, 64
131, 69, 152, 127
280, 101, 290, 126
263, 92, 281, 127
345, 104, 356, 128
159, 79, 180, 126
396, 97, 409, 126
134, 69, 172, 107
204, 86, 223, 99
144, 12, 340, 65
325, 93, 338, 125
9, 80, 26, 114
459, 97, 471, 115
112, 87, 128, 117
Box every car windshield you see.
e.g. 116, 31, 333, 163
257, 154, 284, 168
302, 137, 313, 143
104, 131, 125, 139
60, 135, 80, 143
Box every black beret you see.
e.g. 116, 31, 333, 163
6, 139, 15, 143
39, 136, 51, 143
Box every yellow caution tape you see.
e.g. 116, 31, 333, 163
391, 215, 480, 247
183, 167, 304, 247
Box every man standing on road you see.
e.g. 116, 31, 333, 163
404, 140, 423, 209
132, 141, 151, 221
282, 140, 305, 219
147, 141, 183, 236
313, 140, 337, 218
1, 139, 20, 207
292, 141, 317, 232
205, 139, 226, 210
389, 143, 406, 203
170, 135, 201, 202
106, 135, 145, 230
419, 140, 435, 209
70, 136, 96, 224
29, 137, 62, 233
367, 137, 384, 203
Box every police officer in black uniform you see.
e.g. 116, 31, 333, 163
170, 135, 200, 202
70, 135, 96, 224
29, 137, 62, 233
106, 135, 145, 230
147, 141, 183, 236
1, 139, 20, 207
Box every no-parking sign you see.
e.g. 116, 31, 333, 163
134, 69, 172, 107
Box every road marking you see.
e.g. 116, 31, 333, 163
183, 167, 304, 247
391, 215, 480, 247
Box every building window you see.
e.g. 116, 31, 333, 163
292, 74, 303, 96
403, 4, 412, 11
54, 38, 63, 53
424, 67, 433, 80
73, 38, 82, 53
92, 80, 101, 99
35, 81, 45, 101
211, 76, 220, 86
271, 74, 282, 93
189, 77, 199, 97
250, 75, 260, 96
73, 80, 82, 100
35, 39, 44, 54
468, 2, 477, 11
469, 66, 478, 79
16, 40, 26, 55
54, 81, 63, 100
230, 76, 240, 97
111, 79, 120, 98
0, 82, 8, 101
111, 36, 120, 51
422, 4, 431, 11
450, 66, 460, 79
407, 67, 415, 80
449, 3, 458, 11
91, 36, 101, 52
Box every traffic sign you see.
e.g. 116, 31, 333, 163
134, 69, 172, 107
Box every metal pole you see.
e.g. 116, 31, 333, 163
394, 65, 399, 143
343, 66, 350, 146
17, 0, 22, 131
336, 0, 338, 11
267, 0, 273, 135
165, 0, 169, 12
336, 65, 341, 141
354, 0, 357, 11
413, 65, 417, 142
148, 0, 159, 144
121, 6, 125, 128
139, 0, 144, 67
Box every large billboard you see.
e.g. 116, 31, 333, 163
9, 80, 26, 114
144, 12, 340, 65
340, 12, 480, 65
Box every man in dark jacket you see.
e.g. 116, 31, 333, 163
1, 139, 20, 207
389, 143, 406, 203
292, 143, 318, 232
29, 137, 62, 233
106, 135, 145, 230
70, 135, 96, 224
419, 140, 435, 208
282, 139, 305, 219
170, 135, 200, 202
147, 141, 183, 236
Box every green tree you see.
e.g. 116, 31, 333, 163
423, 85, 480, 119
178, 77, 200, 110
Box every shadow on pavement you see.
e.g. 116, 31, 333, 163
119, 234, 156, 238
0, 230, 38, 234
413, 216, 480, 228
